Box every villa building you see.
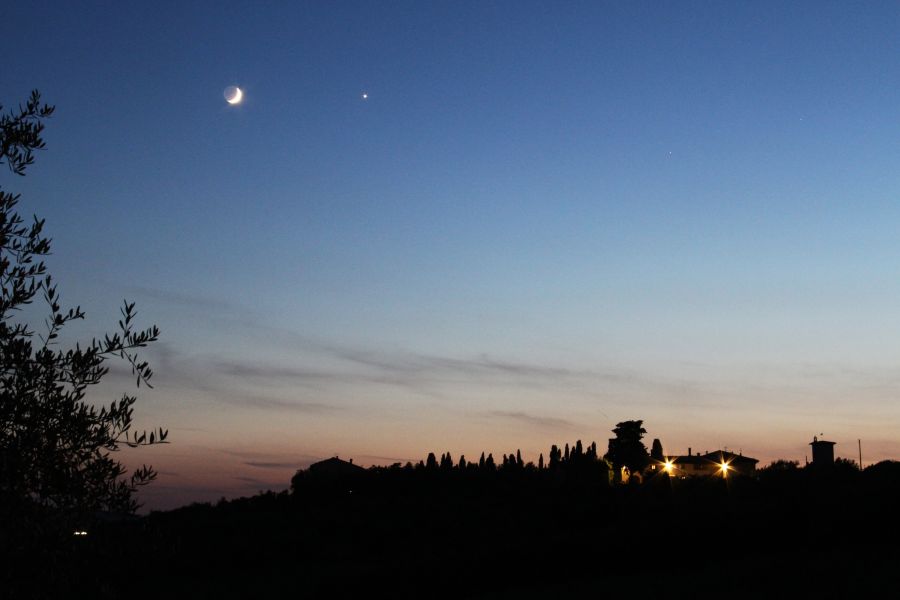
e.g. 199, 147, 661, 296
647, 448, 759, 478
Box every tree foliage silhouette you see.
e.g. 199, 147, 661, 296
605, 420, 650, 478
0, 91, 164, 517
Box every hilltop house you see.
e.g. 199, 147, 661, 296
291, 456, 367, 496
647, 448, 759, 478
307, 456, 365, 478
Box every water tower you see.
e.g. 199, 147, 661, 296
809, 436, 835, 468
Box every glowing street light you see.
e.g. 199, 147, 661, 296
663, 459, 674, 474
720, 462, 731, 476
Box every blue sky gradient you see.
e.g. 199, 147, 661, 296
5, 1, 900, 509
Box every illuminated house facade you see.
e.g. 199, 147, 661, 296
647, 449, 759, 478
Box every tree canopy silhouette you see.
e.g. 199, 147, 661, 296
605, 420, 650, 478
0, 91, 164, 519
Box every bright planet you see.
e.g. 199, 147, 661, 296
223, 86, 243, 105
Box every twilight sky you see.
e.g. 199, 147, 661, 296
6, 1, 900, 510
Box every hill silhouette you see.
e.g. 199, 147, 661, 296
6, 436, 900, 599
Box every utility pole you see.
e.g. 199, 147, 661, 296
858, 439, 863, 470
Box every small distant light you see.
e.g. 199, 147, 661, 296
73, 530, 88, 536
361, 92, 368, 100
664, 460, 674, 473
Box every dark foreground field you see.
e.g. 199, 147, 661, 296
6, 463, 900, 599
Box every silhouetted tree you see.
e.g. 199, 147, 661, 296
0, 91, 164, 518
758, 459, 800, 487
426, 452, 438, 470
440, 452, 453, 470
538, 453, 544, 470
485, 453, 496, 471
479, 452, 486, 468
516, 449, 523, 467
863, 460, 900, 493
650, 439, 664, 461
764, 459, 799, 472
564, 443, 570, 462
549, 445, 560, 468
458, 455, 467, 469
605, 420, 650, 479
834, 457, 860, 474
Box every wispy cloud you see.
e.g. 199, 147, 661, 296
109, 313, 900, 422
353, 453, 414, 464
127, 332, 710, 417
124, 285, 237, 312
103, 343, 342, 413
486, 410, 578, 431
218, 393, 338, 413
243, 461, 302, 469
233, 475, 282, 489
210, 357, 442, 395
216, 448, 319, 462
217, 362, 330, 380
213, 342, 634, 389
230, 327, 589, 382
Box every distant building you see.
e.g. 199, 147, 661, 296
307, 456, 365, 479
646, 448, 759, 478
809, 437, 836, 468
292, 456, 367, 497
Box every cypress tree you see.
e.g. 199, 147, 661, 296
650, 438, 664, 461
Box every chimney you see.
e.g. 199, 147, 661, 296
349, 458, 353, 465
688, 447, 692, 456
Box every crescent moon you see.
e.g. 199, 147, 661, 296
224, 86, 243, 105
